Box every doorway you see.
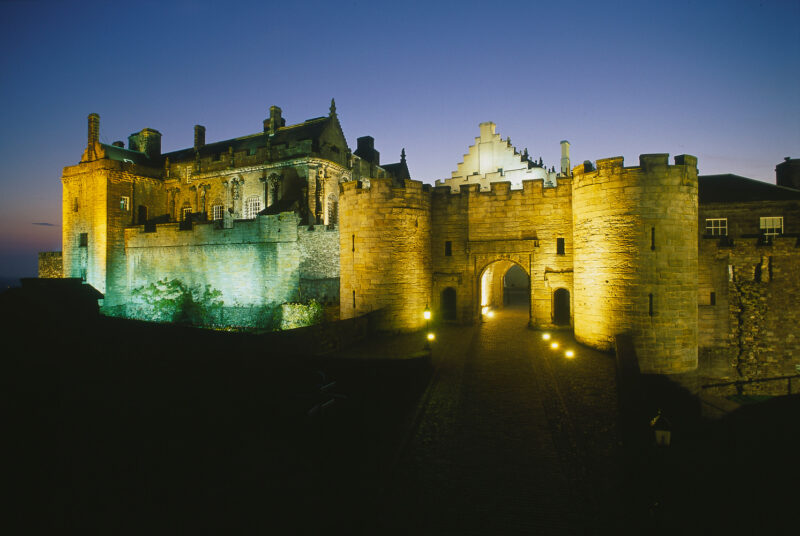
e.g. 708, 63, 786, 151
441, 287, 457, 321
553, 288, 570, 325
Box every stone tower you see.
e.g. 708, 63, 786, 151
338, 178, 432, 331
572, 154, 699, 373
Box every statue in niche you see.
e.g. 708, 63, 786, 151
232, 180, 240, 201
315, 175, 323, 224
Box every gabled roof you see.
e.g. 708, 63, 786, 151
699, 174, 800, 203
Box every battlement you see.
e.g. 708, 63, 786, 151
573, 153, 698, 190
430, 176, 572, 206
340, 177, 431, 208
125, 212, 301, 248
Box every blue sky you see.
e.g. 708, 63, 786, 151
1, 0, 798, 278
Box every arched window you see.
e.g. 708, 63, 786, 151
244, 195, 263, 219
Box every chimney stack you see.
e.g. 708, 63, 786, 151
264, 105, 284, 134
194, 125, 206, 150
88, 113, 99, 145
560, 140, 571, 176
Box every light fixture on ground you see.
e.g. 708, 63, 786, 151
424, 305, 432, 348
542, 333, 551, 340
565, 350, 575, 359
550, 342, 559, 349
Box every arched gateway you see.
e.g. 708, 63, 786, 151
478, 258, 531, 323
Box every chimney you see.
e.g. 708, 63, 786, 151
560, 140, 571, 176
264, 105, 283, 134
88, 113, 100, 147
354, 136, 380, 165
129, 128, 162, 159
194, 125, 206, 150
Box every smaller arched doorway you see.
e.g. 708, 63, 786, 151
441, 287, 457, 321
553, 288, 570, 325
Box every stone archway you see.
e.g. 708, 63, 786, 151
478, 259, 531, 323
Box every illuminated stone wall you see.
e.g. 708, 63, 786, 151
572, 155, 698, 374
338, 178, 431, 331
430, 178, 573, 327
123, 212, 338, 313
698, 199, 800, 387
62, 159, 165, 303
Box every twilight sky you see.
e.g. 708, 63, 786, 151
0, 0, 798, 279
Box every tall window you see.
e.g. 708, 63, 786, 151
212, 204, 224, 221
705, 218, 727, 236
445, 241, 452, 256
244, 196, 263, 219
556, 237, 565, 255
760, 216, 783, 236
120, 196, 130, 211
79, 233, 88, 247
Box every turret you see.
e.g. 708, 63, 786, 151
572, 154, 699, 373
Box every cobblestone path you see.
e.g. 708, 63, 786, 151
374, 305, 623, 535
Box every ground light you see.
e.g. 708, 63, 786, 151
542, 333, 551, 340
487, 310, 495, 318
550, 342, 559, 349
424, 305, 432, 348
427, 333, 435, 341
565, 350, 575, 359
481, 306, 489, 315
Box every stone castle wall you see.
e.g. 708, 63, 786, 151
698, 199, 800, 388
123, 212, 339, 312
62, 159, 165, 301
572, 154, 698, 373
430, 178, 573, 327
338, 178, 431, 331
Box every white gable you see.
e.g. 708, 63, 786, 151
436, 122, 558, 192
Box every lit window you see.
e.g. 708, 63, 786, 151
120, 196, 130, 211
244, 195, 263, 219
705, 218, 727, 236
212, 204, 224, 221
760, 216, 783, 237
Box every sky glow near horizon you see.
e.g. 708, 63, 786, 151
0, 0, 798, 278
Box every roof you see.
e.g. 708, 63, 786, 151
382, 161, 411, 184
162, 116, 334, 163
100, 143, 157, 166
698, 174, 800, 204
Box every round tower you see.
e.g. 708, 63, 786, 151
572, 154, 698, 373
338, 178, 431, 331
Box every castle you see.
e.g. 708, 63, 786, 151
53, 102, 800, 379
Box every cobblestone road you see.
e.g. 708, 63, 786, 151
374, 305, 623, 535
